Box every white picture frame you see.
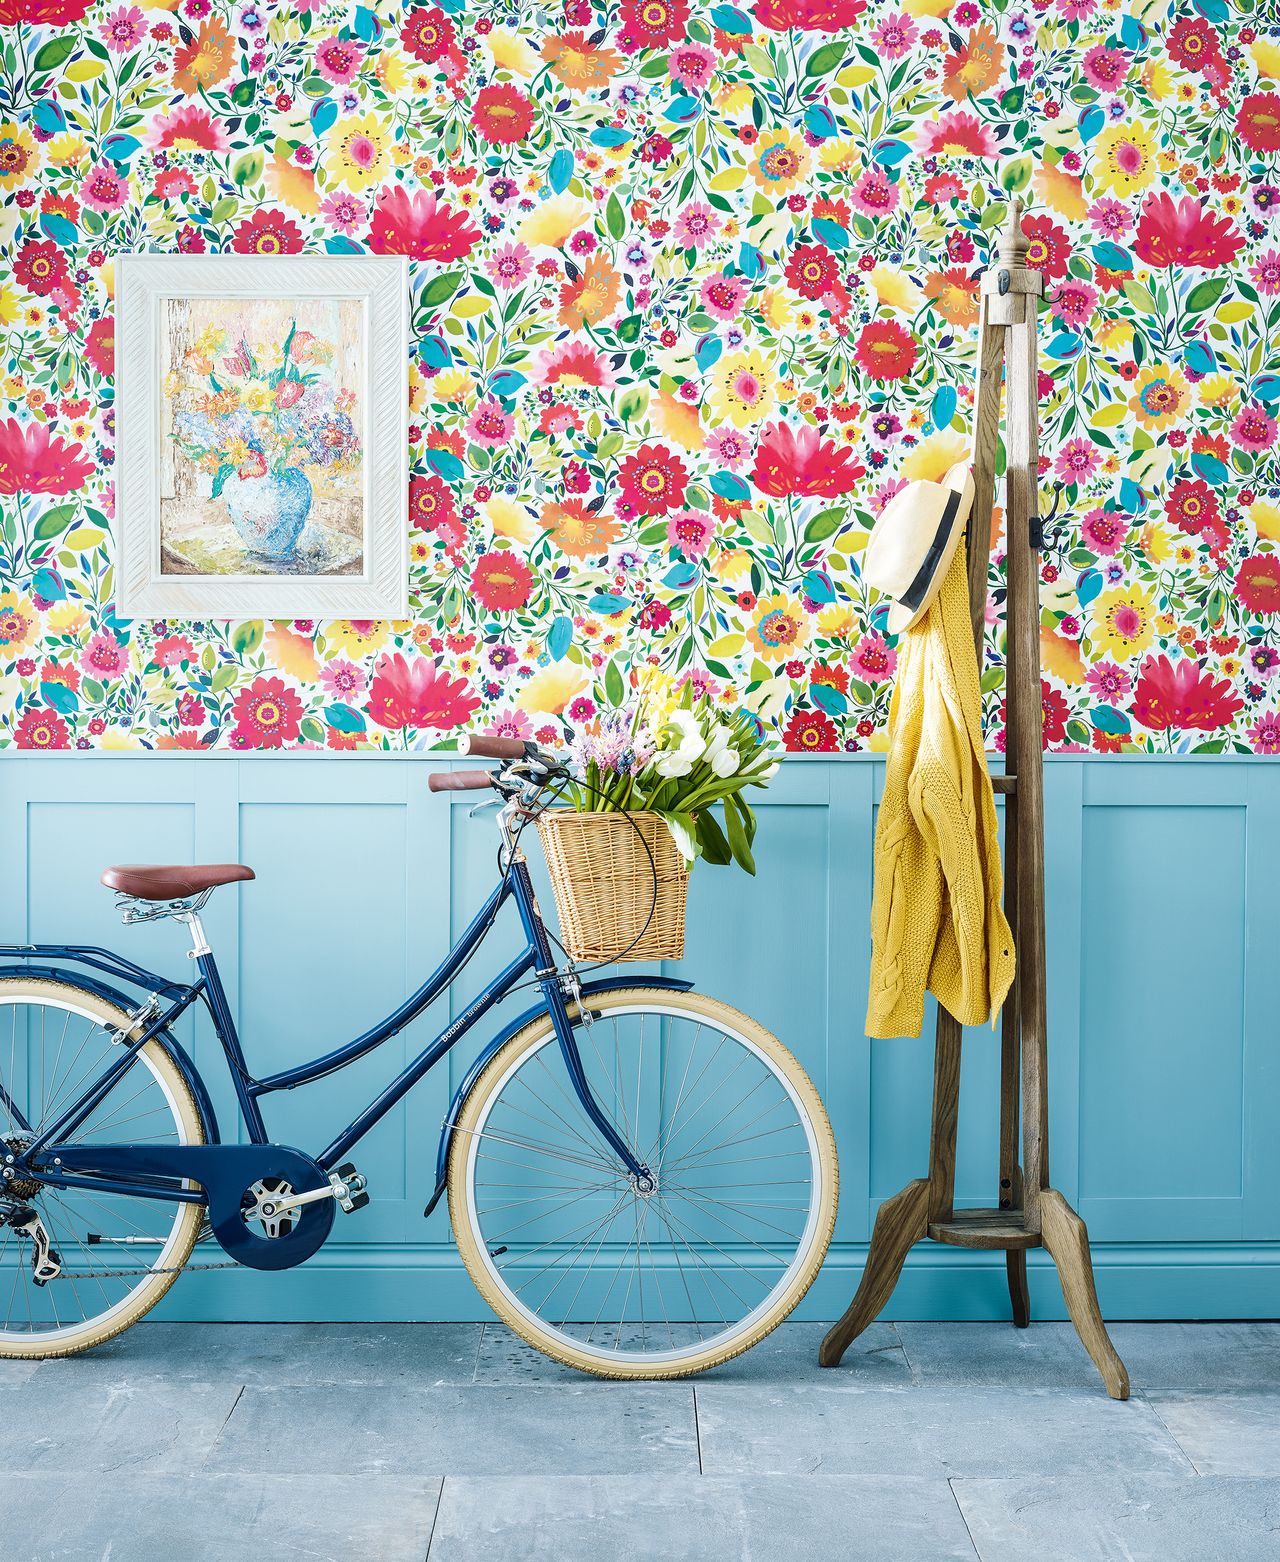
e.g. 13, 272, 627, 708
116, 253, 408, 620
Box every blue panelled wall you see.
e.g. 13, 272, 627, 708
1, 754, 1277, 1322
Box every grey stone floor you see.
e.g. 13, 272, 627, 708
2, 1321, 1279, 1559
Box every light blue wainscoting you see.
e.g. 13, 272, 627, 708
0, 754, 1277, 1322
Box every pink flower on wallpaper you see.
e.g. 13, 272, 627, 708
485, 242, 533, 290
851, 633, 897, 684
80, 162, 129, 213
666, 510, 714, 559
320, 191, 367, 236
1251, 250, 1280, 296
1230, 403, 1277, 453
1086, 662, 1132, 706
1248, 711, 1280, 754
321, 660, 368, 701
870, 12, 917, 58
80, 631, 127, 681
465, 399, 514, 448
1054, 437, 1100, 484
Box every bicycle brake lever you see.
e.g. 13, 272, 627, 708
468, 796, 502, 819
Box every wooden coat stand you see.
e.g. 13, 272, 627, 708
819, 203, 1129, 1400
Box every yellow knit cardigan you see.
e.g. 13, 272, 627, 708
865, 543, 1016, 1040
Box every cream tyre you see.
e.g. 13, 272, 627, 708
448, 987, 838, 1379
0, 978, 205, 1359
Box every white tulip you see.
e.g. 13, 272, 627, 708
656, 754, 695, 778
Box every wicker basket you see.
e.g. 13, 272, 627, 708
537, 809, 688, 962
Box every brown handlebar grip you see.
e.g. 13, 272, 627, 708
458, 734, 526, 759
427, 769, 496, 793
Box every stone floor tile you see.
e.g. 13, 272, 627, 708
28, 1321, 483, 1387
207, 1381, 699, 1477
895, 1322, 1112, 1389
1110, 1323, 1280, 1390
1146, 1390, 1280, 1475
696, 1384, 1193, 1478
1, 1472, 441, 1562
428, 1475, 978, 1561
954, 1474, 1280, 1562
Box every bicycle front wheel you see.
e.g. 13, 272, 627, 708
448, 987, 837, 1378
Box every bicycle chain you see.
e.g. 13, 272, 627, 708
52, 1257, 241, 1281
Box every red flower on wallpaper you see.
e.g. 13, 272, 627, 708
755, 0, 866, 31
784, 243, 839, 300
0, 418, 95, 496
1235, 554, 1280, 617
618, 443, 688, 516
1020, 215, 1071, 279
1132, 194, 1244, 269
366, 653, 481, 731
409, 473, 463, 547
751, 423, 865, 499
1165, 478, 1227, 549
367, 186, 480, 263
13, 706, 71, 750
400, 5, 457, 63
618, 0, 689, 49
471, 84, 534, 146
0, 0, 90, 21
1237, 93, 1280, 155
782, 709, 839, 752
471, 551, 534, 612
84, 316, 115, 378
1131, 655, 1244, 732
916, 112, 998, 160
229, 678, 304, 749
14, 240, 70, 298
231, 209, 304, 255
1166, 16, 1222, 74
854, 320, 918, 382
1041, 682, 1070, 746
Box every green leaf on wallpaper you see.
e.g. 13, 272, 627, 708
232, 151, 264, 187
604, 659, 626, 708
618, 386, 648, 422
804, 508, 844, 545
299, 718, 326, 745
209, 196, 238, 226
805, 41, 846, 77
596, 431, 623, 460
605, 193, 626, 240
231, 622, 263, 655
32, 504, 76, 541
421, 272, 463, 308
1185, 277, 1228, 315
210, 664, 238, 693
230, 78, 255, 108
1122, 277, 1156, 314
32, 34, 77, 73
82, 678, 105, 705
999, 156, 1033, 194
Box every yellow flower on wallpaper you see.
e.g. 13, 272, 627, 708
1034, 159, 1087, 220
1042, 626, 1086, 686
265, 625, 320, 683
266, 153, 320, 215
1253, 502, 1280, 544
654, 391, 704, 451
750, 130, 809, 194
869, 267, 925, 314
486, 497, 537, 545
708, 351, 777, 428
1130, 364, 1190, 429
518, 194, 591, 248
901, 431, 970, 482
488, 30, 539, 75
0, 591, 38, 655
0, 284, 18, 327
518, 664, 589, 714
1092, 585, 1156, 661
324, 114, 391, 191
1198, 374, 1237, 408
46, 601, 89, 636
1094, 121, 1157, 195
325, 620, 390, 657
747, 593, 809, 662
0, 122, 38, 190
1251, 37, 1280, 80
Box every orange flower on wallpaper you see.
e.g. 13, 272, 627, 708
542, 500, 620, 560
173, 19, 232, 96
541, 31, 623, 91
557, 254, 621, 331
943, 24, 1002, 101
924, 268, 980, 326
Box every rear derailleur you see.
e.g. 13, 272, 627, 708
0, 1200, 62, 1286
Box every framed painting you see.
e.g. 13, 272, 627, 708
116, 254, 407, 619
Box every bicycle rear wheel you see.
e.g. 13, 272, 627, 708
448, 986, 837, 1377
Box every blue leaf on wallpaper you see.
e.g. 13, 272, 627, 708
811, 218, 849, 251
1076, 569, 1103, 606
1118, 478, 1145, 513
310, 98, 338, 135
40, 213, 77, 247
324, 235, 361, 254
548, 148, 574, 194
1092, 242, 1133, 271
802, 570, 835, 605
710, 4, 753, 33
930, 385, 957, 430
588, 592, 630, 614
809, 682, 847, 716
871, 138, 912, 167
1184, 340, 1216, 375
1092, 704, 1131, 736
737, 243, 763, 279
1119, 14, 1147, 50
663, 562, 699, 591
352, 6, 380, 40
1043, 332, 1084, 361
489, 369, 526, 397
40, 680, 78, 715
694, 334, 723, 372
710, 472, 750, 501
419, 334, 451, 369
665, 95, 701, 123
1192, 0, 1229, 22
590, 127, 632, 148
547, 615, 573, 661
32, 99, 65, 134
1077, 105, 1105, 143
325, 703, 366, 733
32, 566, 66, 601
804, 105, 838, 139
102, 132, 140, 164
425, 448, 464, 481
1253, 374, 1280, 404
1192, 451, 1229, 486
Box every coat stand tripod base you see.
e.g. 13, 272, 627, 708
819, 202, 1129, 1401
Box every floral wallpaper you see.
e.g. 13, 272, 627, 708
0, 0, 1278, 755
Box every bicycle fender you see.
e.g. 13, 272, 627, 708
424, 974, 694, 1218
0, 963, 221, 1146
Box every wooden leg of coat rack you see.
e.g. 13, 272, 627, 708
819, 1178, 928, 1366
1041, 1191, 1130, 1400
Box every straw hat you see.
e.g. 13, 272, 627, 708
862, 460, 976, 635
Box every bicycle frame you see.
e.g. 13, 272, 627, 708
2, 848, 656, 1235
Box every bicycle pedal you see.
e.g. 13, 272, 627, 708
329, 1164, 368, 1214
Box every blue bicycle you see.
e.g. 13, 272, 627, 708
0, 736, 836, 1376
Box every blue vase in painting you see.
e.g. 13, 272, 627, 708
224, 468, 313, 560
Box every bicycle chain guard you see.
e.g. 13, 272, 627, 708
35, 1143, 336, 1271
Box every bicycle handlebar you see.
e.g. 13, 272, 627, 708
459, 734, 527, 759
427, 769, 495, 793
